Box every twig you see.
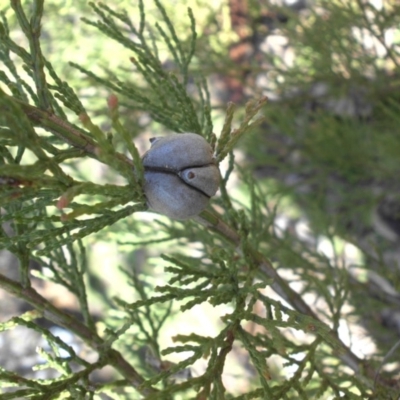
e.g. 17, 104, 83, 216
197, 209, 396, 388
0, 273, 158, 396
0, 90, 137, 172
374, 338, 400, 390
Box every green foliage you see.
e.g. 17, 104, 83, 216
1, 0, 400, 399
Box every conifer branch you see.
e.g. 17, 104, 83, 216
2, 0, 400, 397
10, 0, 53, 110
197, 209, 391, 388
0, 273, 158, 396
0, 89, 136, 172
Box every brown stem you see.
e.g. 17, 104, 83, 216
0, 273, 157, 396
1, 90, 135, 169
197, 210, 399, 390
